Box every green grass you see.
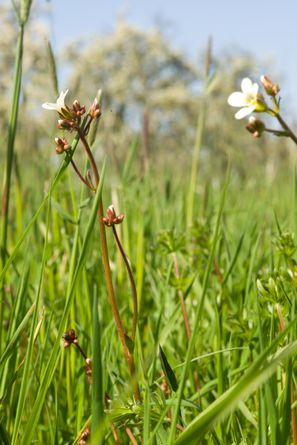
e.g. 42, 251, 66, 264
1, 153, 296, 444
0, 2, 297, 444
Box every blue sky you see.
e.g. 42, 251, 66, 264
47, 0, 296, 113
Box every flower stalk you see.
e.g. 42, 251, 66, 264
42, 91, 141, 401
112, 222, 138, 342
78, 130, 141, 401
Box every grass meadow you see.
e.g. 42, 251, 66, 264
0, 1, 297, 444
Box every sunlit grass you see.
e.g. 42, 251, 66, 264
0, 2, 296, 445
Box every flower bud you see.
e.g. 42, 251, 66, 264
57, 119, 74, 130
261, 75, 280, 97
55, 137, 71, 154
102, 205, 125, 227
55, 145, 64, 155
72, 99, 86, 117
62, 329, 77, 347
246, 116, 266, 138
89, 98, 101, 119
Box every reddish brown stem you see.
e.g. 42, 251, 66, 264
111, 423, 120, 445
74, 342, 87, 360
70, 159, 94, 191
214, 257, 223, 283
112, 225, 138, 342
125, 426, 139, 445
77, 128, 141, 401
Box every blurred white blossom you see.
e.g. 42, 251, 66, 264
228, 78, 262, 119
42, 90, 69, 113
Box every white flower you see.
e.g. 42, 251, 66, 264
228, 78, 263, 120
42, 90, 69, 113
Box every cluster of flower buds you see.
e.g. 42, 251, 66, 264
62, 328, 78, 347
42, 90, 102, 154
42, 90, 86, 131
246, 116, 266, 138
55, 137, 71, 155
102, 205, 125, 227
72, 99, 86, 117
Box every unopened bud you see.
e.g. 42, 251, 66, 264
55, 137, 71, 154
246, 116, 266, 138
89, 98, 101, 119
261, 75, 280, 97
72, 99, 81, 110
57, 119, 74, 130
62, 329, 77, 347
102, 205, 125, 227
85, 358, 92, 384
72, 99, 86, 117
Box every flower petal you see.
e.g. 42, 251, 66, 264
42, 90, 69, 112
251, 82, 259, 96
234, 105, 255, 120
228, 92, 246, 107
241, 78, 253, 94
42, 102, 58, 110
56, 89, 69, 110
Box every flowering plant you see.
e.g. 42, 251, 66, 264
228, 75, 297, 144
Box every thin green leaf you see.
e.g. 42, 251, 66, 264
159, 346, 178, 392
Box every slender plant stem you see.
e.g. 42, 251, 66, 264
125, 426, 139, 445
78, 129, 100, 185
265, 129, 289, 137
112, 225, 138, 342
111, 424, 120, 444
70, 159, 94, 190
74, 342, 88, 360
78, 128, 141, 401
275, 114, 297, 145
